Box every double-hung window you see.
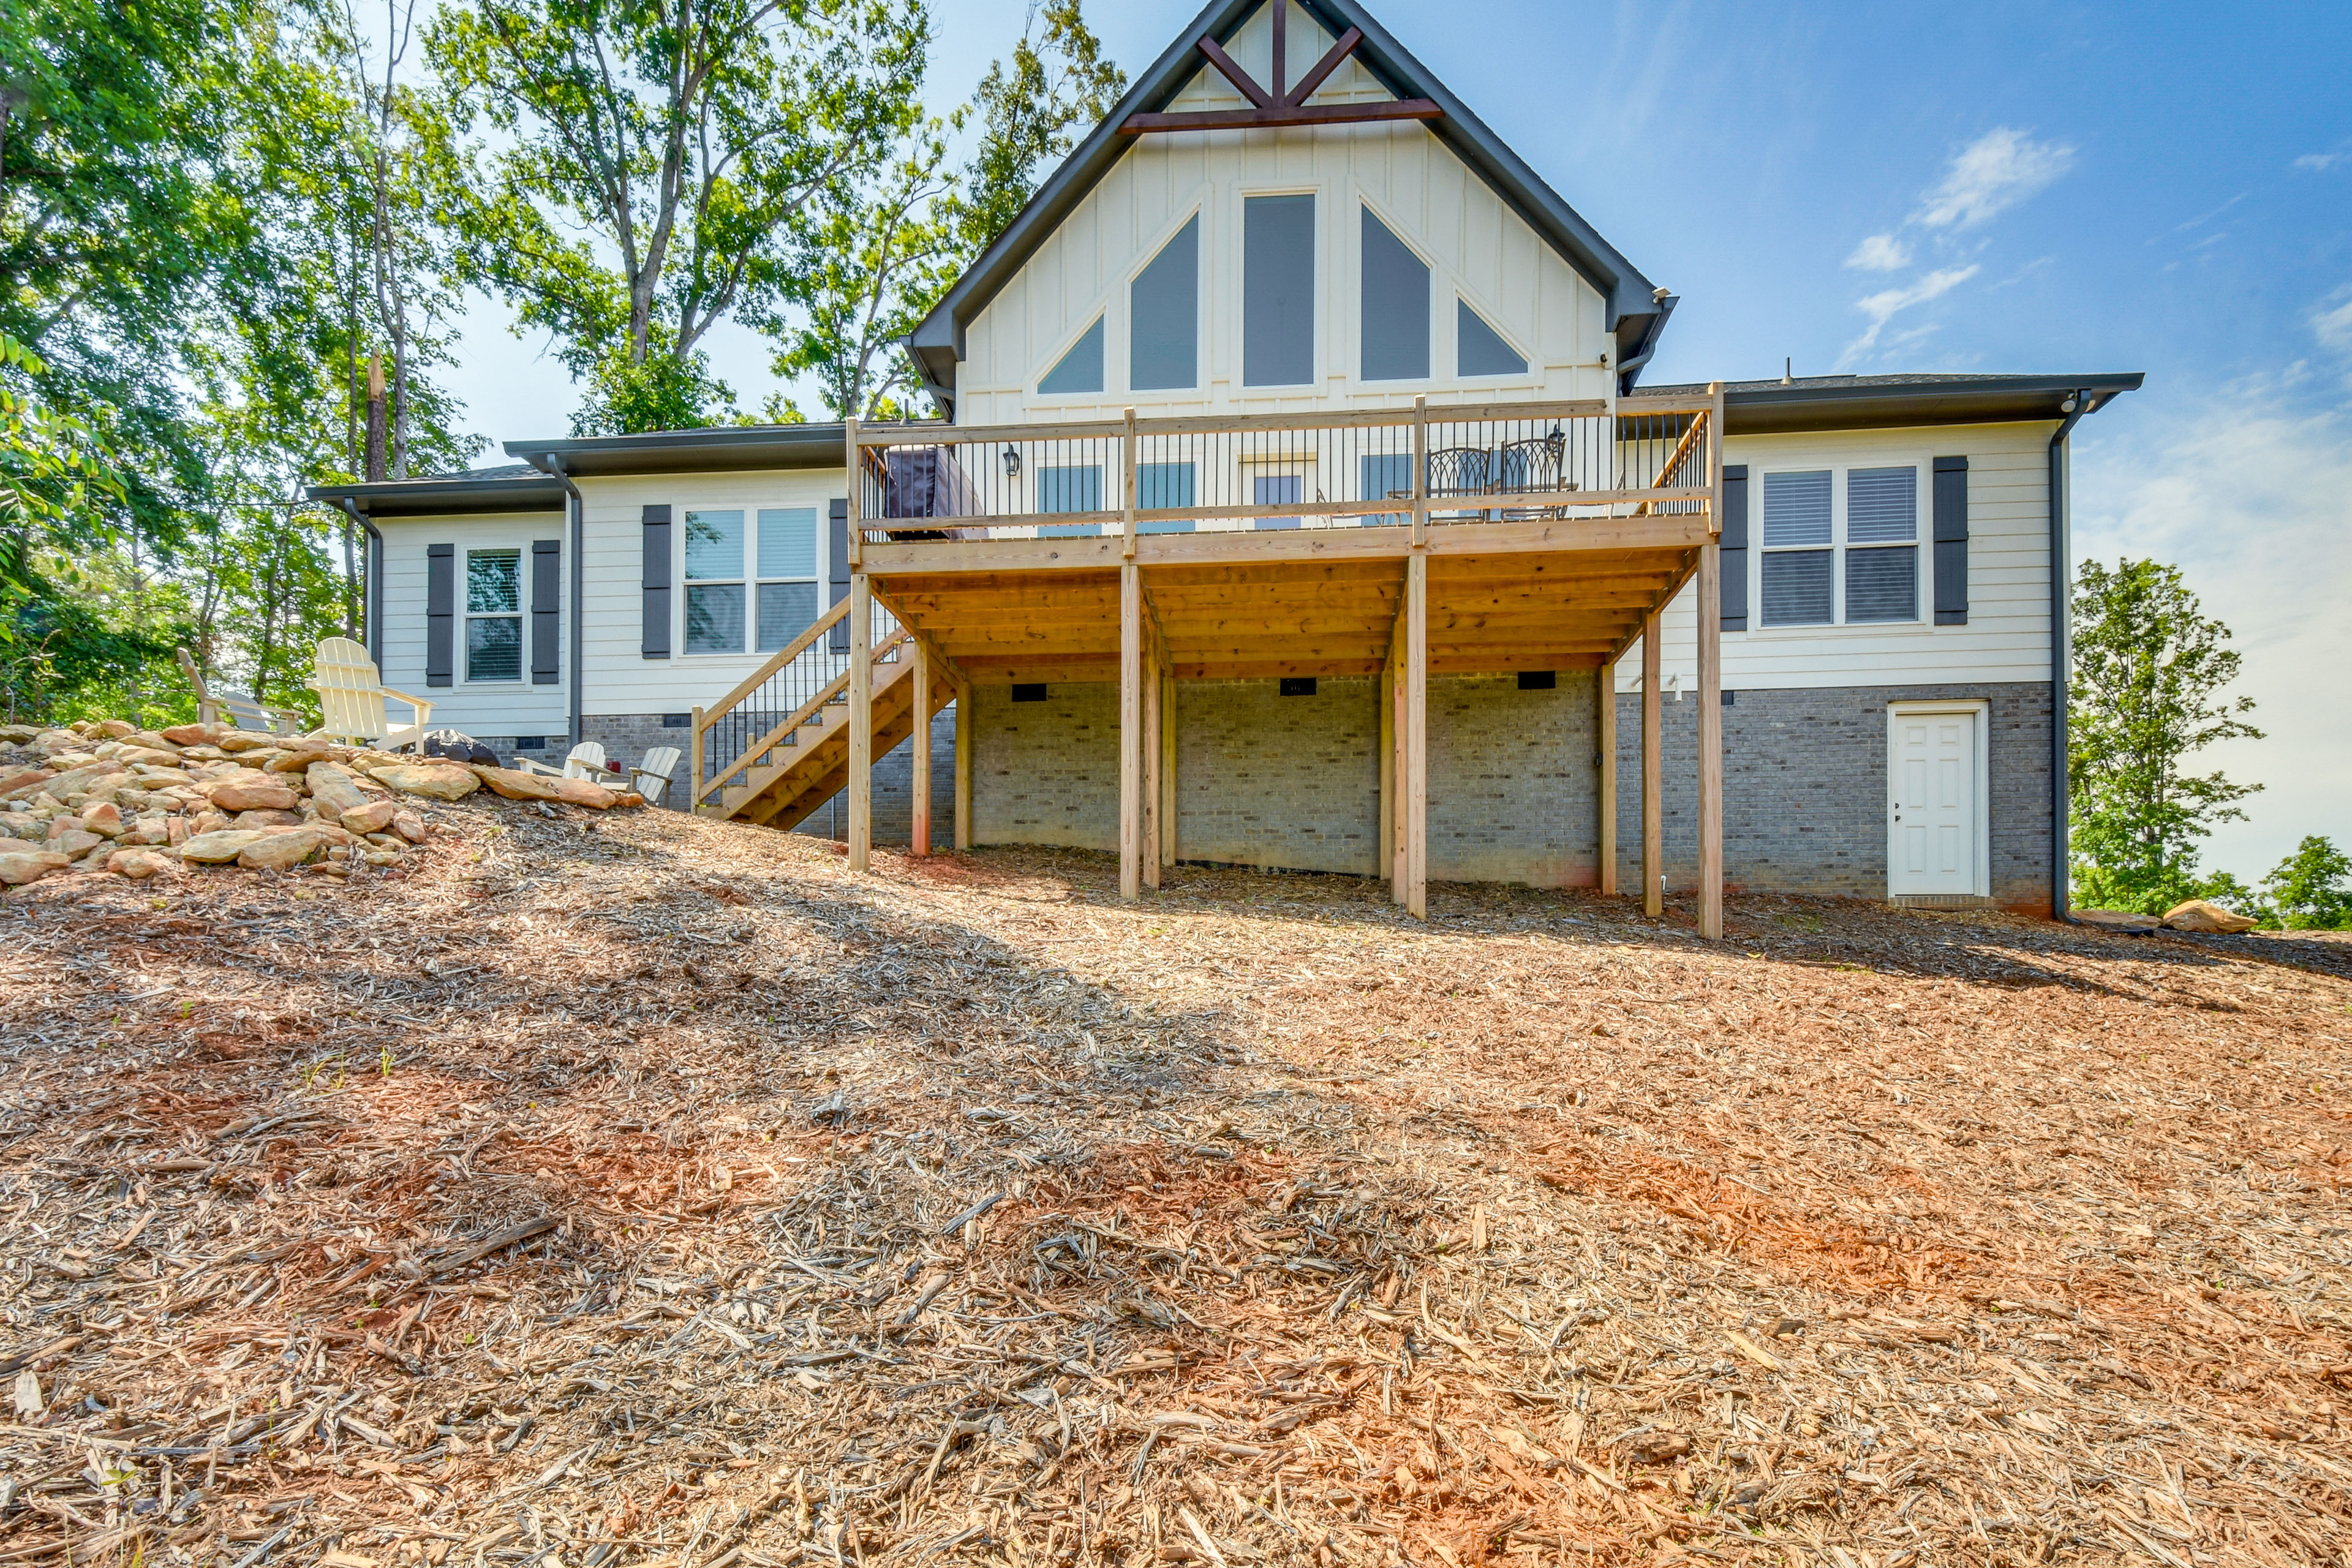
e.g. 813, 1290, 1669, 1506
755, 507, 818, 651
1758, 465, 1921, 627
684, 509, 747, 654
465, 548, 522, 681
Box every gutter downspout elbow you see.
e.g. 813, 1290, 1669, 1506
540, 454, 587, 748
333, 498, 385, 665
2046, 390, 2098, 924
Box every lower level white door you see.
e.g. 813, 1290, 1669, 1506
1887, 704, 1985, 897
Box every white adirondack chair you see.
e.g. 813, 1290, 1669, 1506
178, 647, 306, 734
309, 636, 433, 751
630, 745, 682, 805
515, 741, 610, 780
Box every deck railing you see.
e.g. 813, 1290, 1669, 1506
848, 394, 1715, 548
689, 593, 903, 810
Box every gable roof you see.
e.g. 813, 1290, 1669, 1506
907, 0, 1668, 410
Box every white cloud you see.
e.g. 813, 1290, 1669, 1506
1838, 265, 1980, 363
1915, 127, 2075, 230
2073, 382, 2352, 878
2294, 150, 2346, 172
2314, 286, 2352, 354
1845, 233, 1912, 271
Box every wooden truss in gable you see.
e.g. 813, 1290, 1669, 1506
1119, 6, 1441, 136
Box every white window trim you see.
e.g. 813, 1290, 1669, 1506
1123, 198, 1208, 396
461, 544, 526, 686
1750, 456, 1933, 636
679, 507, 750, 659
670, 500, 835, 660
1885, 699, 1991, 899
1236, 183, 1323, 397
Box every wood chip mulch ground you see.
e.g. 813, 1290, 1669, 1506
4, 797, 2350, 1568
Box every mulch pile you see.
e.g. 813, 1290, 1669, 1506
2, 804, 2348, 1568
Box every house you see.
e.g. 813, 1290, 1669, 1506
311, 0, 2140, 928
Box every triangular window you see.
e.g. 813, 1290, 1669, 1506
1039, 316, 1104, 394
1457, 298, 1527, 377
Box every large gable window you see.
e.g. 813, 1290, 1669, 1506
1244, 194, 1315, 386
1457, 298, 1527, 377
1129, 215, 1199, 391
1039, 316, 1104, 395
1360, 208, 1428, 381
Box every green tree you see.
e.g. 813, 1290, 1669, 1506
418, 0, 932, 430
762, 0, 1124, 419
2260, 836, 2352, 930
2069, 558, 2262, 913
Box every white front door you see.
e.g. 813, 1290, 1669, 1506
1887, 705, 1985, 897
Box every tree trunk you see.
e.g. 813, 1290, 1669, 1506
366, 354, 388, 483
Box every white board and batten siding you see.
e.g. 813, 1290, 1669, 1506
374, 513, 570, 737
1622, 421, 2055, 694
575, 469, 847, 720
955, 1, 1610, 426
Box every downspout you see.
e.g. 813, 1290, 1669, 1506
545, 454, 586, 747
2046, 390, 2098, 922
333, 498, 385, 664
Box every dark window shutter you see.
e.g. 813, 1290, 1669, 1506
425, 543, 455, 687
641, 505, 673, 658
1719, 464, 1749, 631
530, 538, 560, 683
828, 498, 851, 653
1932, 455, 1969, 625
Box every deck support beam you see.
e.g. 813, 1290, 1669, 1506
1159, 669, 1178, 870
953, 674, 972, 850
849, 571, 872, 873
1406, 551, 1428, 919
1378, 650, 1395, 886
1640, 606, 1662, 918
1697, 543, 1722, 938
910, 635, 932, 856
1120, 560, 1142, 900
1597, 661, 1617, 896
1143, 622, 1163, 890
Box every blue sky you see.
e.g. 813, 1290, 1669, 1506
440, 0, 2352, 881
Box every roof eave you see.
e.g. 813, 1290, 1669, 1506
1703, 374, 2146, 435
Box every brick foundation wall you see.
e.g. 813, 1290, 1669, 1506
970, 683, 1119, 850
1175, 677, 1381, 874
1431, 673, 1600, 886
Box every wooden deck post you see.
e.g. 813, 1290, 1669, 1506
1119, 560, 1142, 900
1142, 628, 1162, 891
848, 571, 872, 872
953, 676, 973, 851
1596, 668, 1616, 895
1378, 653, 1394, 884
1406, 550, 1428, 919
689, 705, 705, 816
1640, 606, 1662, 918
1158, 669, 1177, 870
910, 635, 932, 857
1391, 638, 1408, 903
1698, 382, 1727, 940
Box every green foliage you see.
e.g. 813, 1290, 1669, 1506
2068, 558, 2261, 914
418, 0, 933, 420
761, 0, 1125, 418
572, 336, 740, 436
2260, 837, 2352, 930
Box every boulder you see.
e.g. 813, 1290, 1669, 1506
216, 732, 273, 752
340, 800, 400, 835
165, 817, 190, 846
43, 815, 82, 842
614, 791, 645, 808
120, 731, 180, 751
0, 767, 50, 800
115, 745, 184, 767
266, 747, 333, 774
124, 822, 170, 846
179, 830, 267, 864
2073, 908, 2161, 935
305, 763, 372, 816
107, 848, 182, 880
80, 801, 126, 837
238, 826, 333, 870
207, 777, 300, 813
0, 836, 39, 854
159, 723, 222, 747
231, 809, 306, 829
391, 809, 428, 843
551, 775, 620, 809
188, 810, 230, 837
474, 766, 563, 802
0, 850, 70, 885
0, 811, 36, 839
368, 762, 481, 801
92, 719, 135, 739
2163, 899, 2259, 935
47, 828, 102, 859
0, 723, 36, 743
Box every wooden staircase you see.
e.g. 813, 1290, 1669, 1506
690, 596, 954, 832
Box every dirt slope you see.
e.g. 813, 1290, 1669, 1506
3, 800, 2350, 1568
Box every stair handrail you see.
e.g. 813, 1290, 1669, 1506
692, 626, 913, 809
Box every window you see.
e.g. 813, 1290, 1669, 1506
756, 507, 818, 652
1359, 452, 1411, 525
1758, 465, 1923, 628
1130, 216, 1199, 390
684, 508, 746, 653
1244, 194, 1314, 386
1457, 298, 1527, 377
1038, 464, 1102, 537
465, 548, 522, 680
1137, 461, 1196, 533
1040, 316, 1104, 394
1253, 471, 1303, 530
1360, 208, 1428, 381
1845, 466, 1918, 622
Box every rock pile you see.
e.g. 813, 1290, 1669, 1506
0, 718, 644, 887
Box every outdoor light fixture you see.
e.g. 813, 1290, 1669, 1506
2060, 394, 2078, 413
1001, 445, 1022, 478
